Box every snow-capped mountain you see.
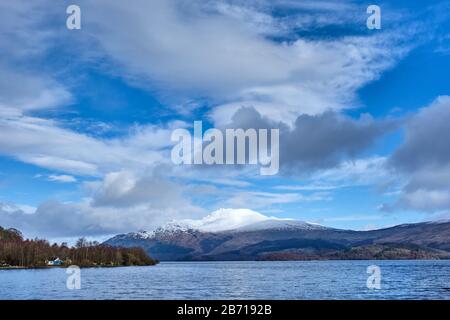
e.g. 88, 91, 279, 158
119, 208, 326, 239
130, 221, 196, 239
104, 209, 450, 261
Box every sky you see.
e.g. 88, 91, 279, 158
1, 0, 450, 243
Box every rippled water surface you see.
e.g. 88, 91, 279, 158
0, 260, 449, 299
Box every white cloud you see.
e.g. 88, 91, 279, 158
211, 34, 411, 125
47, 174, 77, 183
72, 0, 414, 125
0, 114, 178, 176
0, 1, 72, 115
0, 171, 207, 237
402, 189, 450, 212
90, 170, 195, 209
313, 157, 390, 184
384, 97, 450, 213
274, 183, 347, 191
0, 0, 413, 179
0, 68, 72, 113
195, 177, 252, 188
223, 190, 330, 209
0, 203, 36, 215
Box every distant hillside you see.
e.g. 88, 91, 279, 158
0, 226, 158, 268
104, 220, 450, 261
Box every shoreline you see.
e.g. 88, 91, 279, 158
0, 263, 158, 270
1, 258, 448, 270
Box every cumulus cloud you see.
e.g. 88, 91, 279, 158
384, 96, 450, 212
0, 201, 111, 237
0, 170, 206, 237
90, 170, 194, 209
390, 96, 450, 171
281, 112, 394, 173
226, 106, 395, 174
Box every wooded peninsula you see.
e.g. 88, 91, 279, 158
0, 226, 158, 268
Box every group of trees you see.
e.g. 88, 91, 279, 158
0, 226, 157, 268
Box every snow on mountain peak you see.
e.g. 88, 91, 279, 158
181, 208, 271, 232
127, 208, 324, 238
231, 219, 328, 232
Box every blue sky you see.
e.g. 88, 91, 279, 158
1, 0, 450, 241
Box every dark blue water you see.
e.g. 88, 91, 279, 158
0, 260, 449, 299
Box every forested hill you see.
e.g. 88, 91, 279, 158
0, 226, 158, 268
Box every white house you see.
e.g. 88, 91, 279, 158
47, 257, 63, 266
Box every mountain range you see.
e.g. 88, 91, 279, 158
104, 209, 450, 261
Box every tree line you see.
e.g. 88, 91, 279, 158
0, 226, 158, 268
